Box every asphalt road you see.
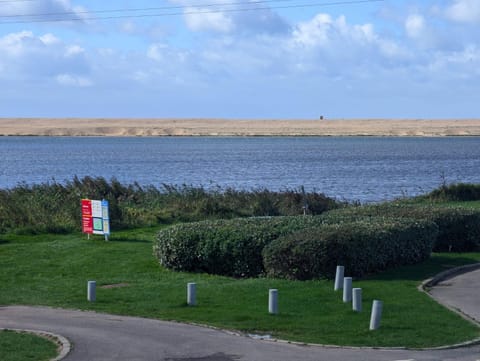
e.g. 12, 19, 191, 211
429, 268, 480, 324
1, 269, 479, 361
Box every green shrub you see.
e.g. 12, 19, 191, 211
322, 204, 480, 252
262, 219, 438, 280
154, 216, 324, 277
425, 183, 480, 202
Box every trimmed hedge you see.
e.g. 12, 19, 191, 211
322, 205, 480, 252
154, 216, 324, 277
154, 202, 479, 279
262, 219, 438, 280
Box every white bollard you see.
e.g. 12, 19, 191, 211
187, 283, 196, 306
343, 277, 352, 303
334, 266, 344, 291
269, 289, 278, 315
352, 288, 362, 312
369, 300, 383, 330
87, 281, 96, 302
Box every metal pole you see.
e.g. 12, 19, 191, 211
87, 281, 96, 302
334, 266, 344, 291
369, 300, 383, 330
269, 289, 278, 314
187, 283, 196, 306
343, 277, 352, 303
353, 288, 362, 312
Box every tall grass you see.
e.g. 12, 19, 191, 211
0, 177, 340, 234
422, 183, 480, 202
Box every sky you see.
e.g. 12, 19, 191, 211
0, 0, 479, 119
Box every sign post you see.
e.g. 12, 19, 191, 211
81, 199, 110, 241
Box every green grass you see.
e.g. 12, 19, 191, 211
1, 227, 479, 348
0, 330, 58, 361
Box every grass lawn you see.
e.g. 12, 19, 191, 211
0, 330, 58, 361
0, 227, 479, 348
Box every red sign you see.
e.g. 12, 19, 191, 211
82, 216, 93, 234
81, 199, 92, 217
81, 199, 93, 234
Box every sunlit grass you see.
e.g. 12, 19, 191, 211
1, 228, 479, 348
0, 330, 57, 361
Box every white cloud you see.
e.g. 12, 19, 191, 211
292, 13, 333, 47
289, 13, 410, 66
0, 31, 35, 57
405, 14, 426, 38
0, 30, 91, 84
0, 0, 88, 24
40, 33, 60, 45
65, 45, 85, 57
147, 43, 168, 61
446, 0, 480, 23
56, 73, 93, 87
184, 8, 234, 33
291, 14, 381, 49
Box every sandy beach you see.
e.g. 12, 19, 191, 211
1, 118, 480, 137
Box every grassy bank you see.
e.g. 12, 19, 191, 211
1, 227, 479, 348
0, 177, 339, 234
0, 330, 58, 361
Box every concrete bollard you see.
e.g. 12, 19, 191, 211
369, 300, 383, 330
343, 277, 352, 303
269, 289, 278, 314
187, 283, 196, 306
334, 266, 344, 291
352, 288, 362, 312
87, 281, 96, 302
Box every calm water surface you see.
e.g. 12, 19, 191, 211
1, 136, 479, 202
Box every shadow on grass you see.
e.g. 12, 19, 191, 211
108, 236, 151, 243
0, 239, 9, 245
366, 254, 480, 282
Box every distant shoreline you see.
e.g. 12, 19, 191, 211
1, 118, 480, 137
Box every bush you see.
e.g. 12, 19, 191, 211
425, 183, 480, 202
322, 204, 480, 252
154, 216, 325, 277
262, 219, 438, 280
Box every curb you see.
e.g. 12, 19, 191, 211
0, 327, 71, 361
422, 262, 480, 289
418, 262, 480, 348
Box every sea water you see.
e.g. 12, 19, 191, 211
1, 136, 479, 203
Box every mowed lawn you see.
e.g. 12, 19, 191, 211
1, 226, 479, 348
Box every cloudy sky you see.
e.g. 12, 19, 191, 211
0, 0, 479, 118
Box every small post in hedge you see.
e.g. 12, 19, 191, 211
187, 283, 196, 306
369, 300, 383, 330
334, 265, 344, 291
269, 289, 278, 315
87, 280, 96, 302
353, 288, 362, 312
343, 277, 352, 303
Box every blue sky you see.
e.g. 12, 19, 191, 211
0, 0, 479, 118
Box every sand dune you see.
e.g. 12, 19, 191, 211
1, 118, 480, 137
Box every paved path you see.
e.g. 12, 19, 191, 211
429, 268, 480, 324
1, 269, 479, 361
1, 305, 479, 361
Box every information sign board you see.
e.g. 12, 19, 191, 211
81, 199, 110, 239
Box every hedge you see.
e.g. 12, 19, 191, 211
154, 216, 325, 277
322, 205, 480, 252
262, 219, 438, 280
